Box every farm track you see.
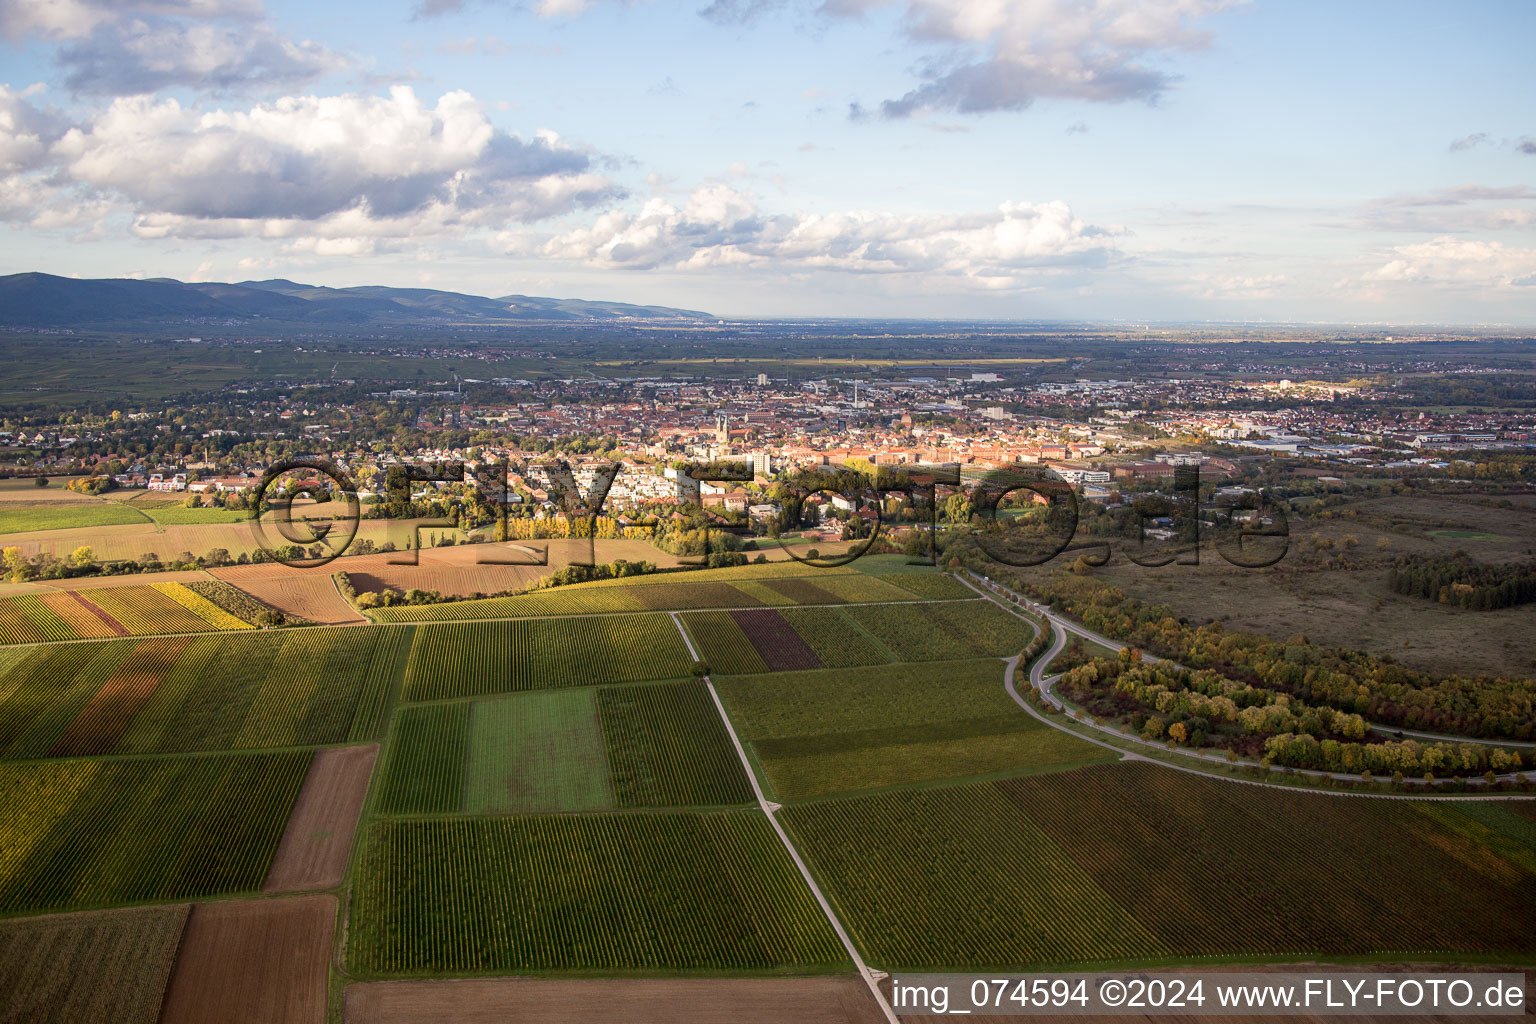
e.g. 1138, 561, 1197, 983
669, 612, 900, 1024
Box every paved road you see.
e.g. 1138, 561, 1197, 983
962, 568, 1536, 749
956, 573, 1533, 796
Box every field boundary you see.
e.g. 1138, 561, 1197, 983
669, 612, 898, 1024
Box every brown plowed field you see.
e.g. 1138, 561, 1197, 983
157, 895, 335, 1024
344, 977, 888, 1024
264, 745, 378, 892
230, 575, 367, 625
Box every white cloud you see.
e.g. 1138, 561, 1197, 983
0, 85, 618, 247
1359, 237, 1536, 291
699, 0, 1237, 116
0, 0, 261, 40
1, 0, 343, 95
56, 19, 346, 95
539, 183, 1119, 288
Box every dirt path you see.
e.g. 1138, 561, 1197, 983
263, 744, 378, 892
668, 612, 899, 1024
157, 894, 335, 1024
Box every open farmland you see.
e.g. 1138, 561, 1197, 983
157, 895, 335, 1024
378, 682, 749, 814
363, 560, 957, 623
0, 627, 410, 759
778, 608, 892, 668
685, 606, 900, 674
263, 744, 379, 892
717, 659, 1108, 799
598, 682, 754, 807
343, 976, 889, 1024
401, 614, 694, 700
843, 600, 1034, 661
783, 762, 1536, 970
0, 518, 461, 566
0, 501, 151, 533
462, 689, 612, 813
0, 751, 308, 914
222, 574, 365, 624
347, 811, 849, 974
0, 582, 257, 644
0, 904, 189, 1024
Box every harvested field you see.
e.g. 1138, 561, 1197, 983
158, 894, 335, 1024
264, 744, 379, 892
0, 904, 189, 1024
230, 575, 366, 625
732, 608, 823, 671
344, 977, 888, 1024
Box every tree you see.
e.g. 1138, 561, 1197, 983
33, 476, 48, 488
3, 546, 30, 582
69, 546, 95, 570
1168, 722, 1187, 744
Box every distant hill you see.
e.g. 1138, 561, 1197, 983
0, 272, 713, 327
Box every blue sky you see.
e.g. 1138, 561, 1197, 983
1, 0, 1533, 321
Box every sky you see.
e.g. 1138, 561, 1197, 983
0, 0, 1533, 322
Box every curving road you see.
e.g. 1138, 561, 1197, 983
956, 572, 1533, 796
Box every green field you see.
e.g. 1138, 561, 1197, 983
0, 504, 150, 533
379, 682, 750, 814
401, 614, 694, 700
680, 610, 771, 675
365, 561, 957, 623
0, 627, 410, 760
716, 659, 1107, 799
783, 762, 1536, 970
784, 782, 1165, 968
843, 600, 1034, 661
464, 689, 613, 814
598, 682, 753, 807
347, 811, 849, 974
0, 560, 1531, 988
0, 752, 308, 915
138, 506, 256, 525
778, 608, 892, 668
0, 905, 189, 1024
377, 702, 469, 815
